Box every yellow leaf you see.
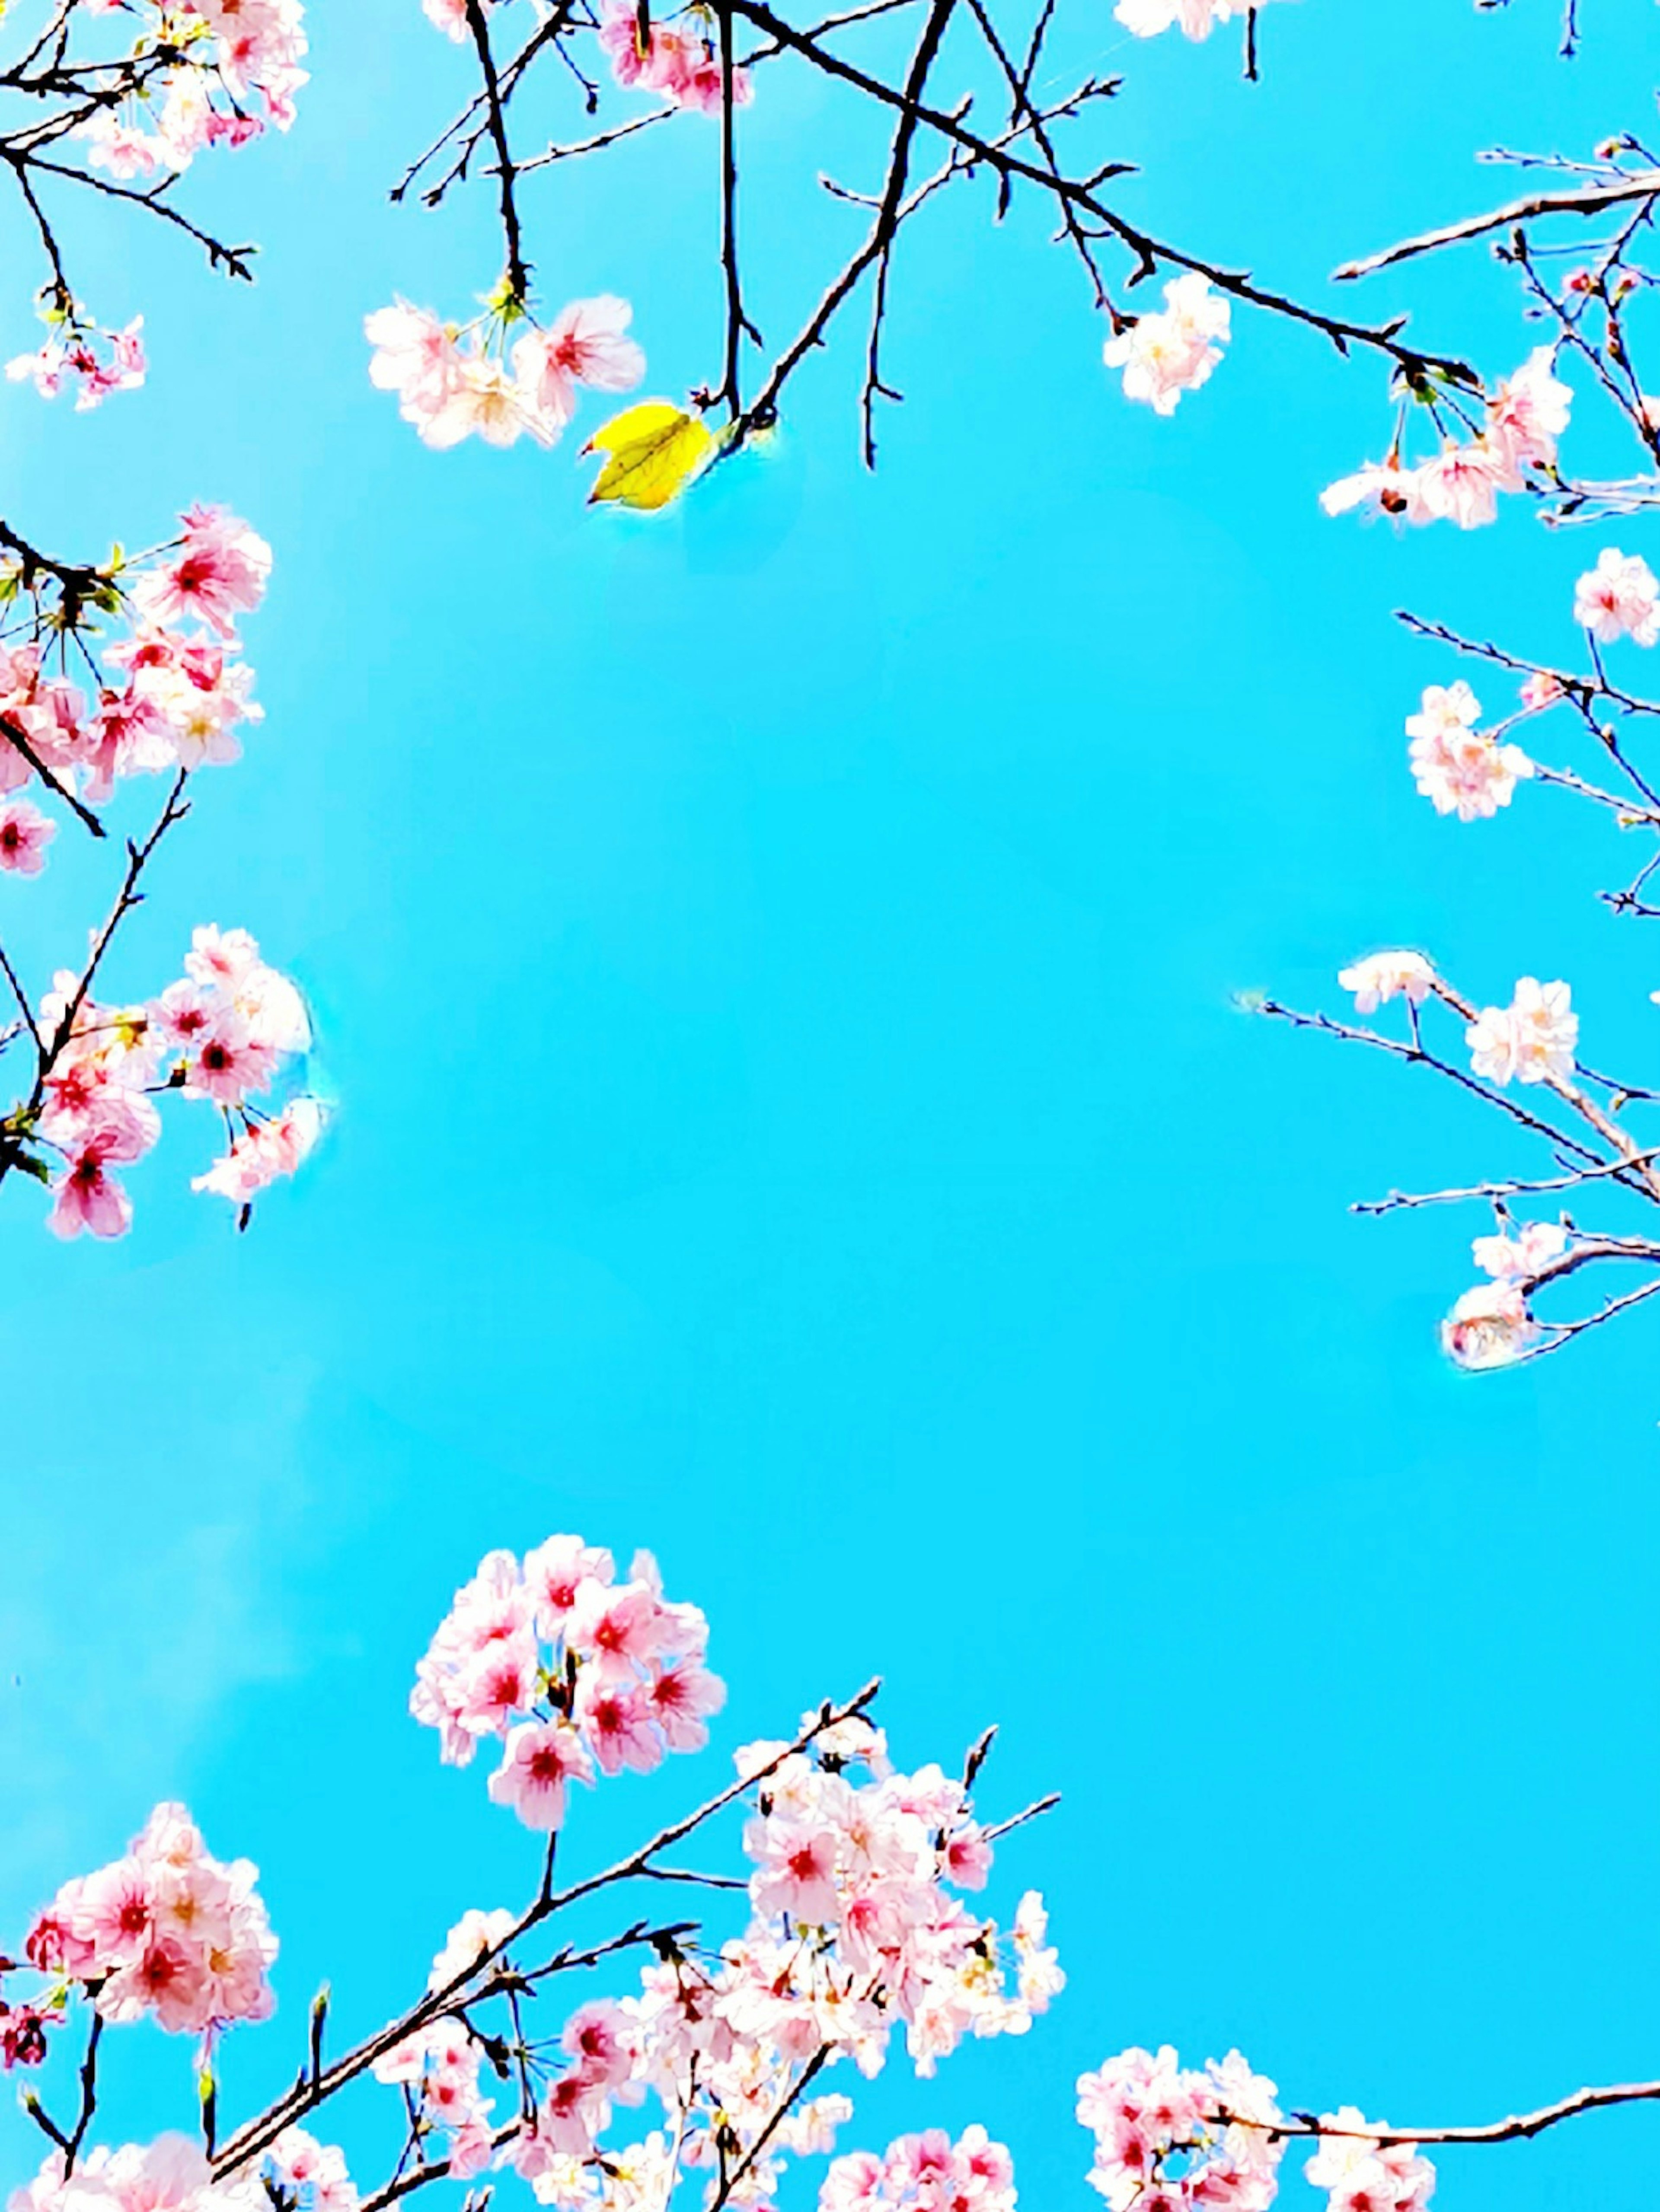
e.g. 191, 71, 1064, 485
584, 401, 714, 512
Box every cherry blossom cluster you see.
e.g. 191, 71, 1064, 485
0, 0, 307, 398
1333, 957, 1580, 1094
0, 507, 270, 812
75, 0, 308, 183
18, 1804, 277, 2043
421, 0, 750, 114
410, 1536, 725, 1817
1103, 275, 1230, 416
1275, 943, 1656, 1369
1076, 2046, 1285, 2212
482, 1720, 1060, 2205
1322, 349, 1571, 530
365, 296, 645, 453
12, 2130, 358, 2212
1438, 1221, 1573, 1370
818, 2126, 1016, 2212
7, 316, 146, 414
16, 925, 320, 1239
0, 504, 324, 1239
1465, 978, 1578, 1089
1574, 549, 1660, 646
595, 0, 754, 115
373, 2015, 500, 2182
1405, 683, 1534, 824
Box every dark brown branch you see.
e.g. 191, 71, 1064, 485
722, 0, 1474, 384
859, 0, 960, 465
714, 0, 761, 415
461, 0, 530, 305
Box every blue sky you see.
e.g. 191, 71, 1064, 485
5, 3, 1660, 2208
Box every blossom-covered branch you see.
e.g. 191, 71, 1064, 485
1256, 496, 1660, 1368
0, 507, 323, 1238
370, 0, 1475, 501
3, 1532, 1063, 2212
13, 1534, 1660, 2212
0, 0, 306, 411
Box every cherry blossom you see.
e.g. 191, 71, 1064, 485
1466, 978, 1577, 1087
1485, 346, 1571, 476
510, 298, 645, 427
132, 508, 271, 640
1336, 952, 1436, 1014
1103, 275, 1230, 415
428, 1906, 519, 1990
1112, 0, 1264, 36
1413, 443, 1509, 531
1472, 1220, 1568, 1280
0, 801, 55, 876
1306, 2110, 1437, 2212
1574, 548, 1660, 646
6, 315, 146, 411
264, 2131, 358, 2212
1405, 682, 1533, 821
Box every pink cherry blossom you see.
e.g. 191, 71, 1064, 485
48, 1107, 150, 1239
510, 297, 645, 428
1413, 441, 1509, 529
1113, 0, 1262, 35
487, 1719, 596, 1830
1467, 978, 1577, 1087
1078, 2046, 1283, 2212
1103, 274, 1230, 415
1336, 952, 1436, 1014
6, 316, 146, 411
428, 1906, 518, 1991
1485, 345, 1571, 474
25, 1805, 277, 2035
179, 1014, 279, 1105
598, 1, 753, 109
0, 799, 55, 875
560, 1999, 641, 2090
132, 508, 272, 639
573, 1675, 665, 1776
1405, 682, 1532, 821
645, 1656, 727, 1750
419, 353, 555, 451
1306, 2110, 1437, 2212
1471, 1220, 1568, 1281
364, 300, 464, 421
1574, 547, 1660, 644
523, 1534, 615, 1637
